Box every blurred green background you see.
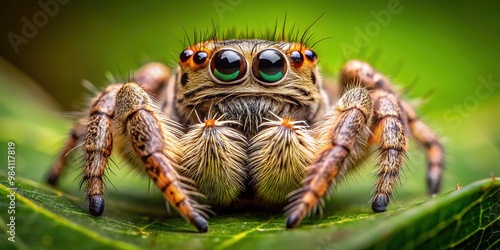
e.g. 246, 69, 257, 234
0, 0, 499, 214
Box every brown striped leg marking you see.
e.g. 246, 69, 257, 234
343, 61, 409, 213
81, 84, 122, 217
401, 101, 444, 194
339, 60, 442, 211
114, 83, 208, 232
370, 89, 408, 213
286, 87, 373, 228
132, 62, 170, 99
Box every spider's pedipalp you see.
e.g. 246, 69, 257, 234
285, 87, 372, 229
114, 82, 208, 233
249, 116, 316, 204
180, 118, 247, 205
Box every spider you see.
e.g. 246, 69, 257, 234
46, 38, 444, 233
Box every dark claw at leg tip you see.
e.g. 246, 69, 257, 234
427, 175, 441, 195
192, 216, 208, 233
428, 186, 440, 196
372, 194, 388, 213
89, 195, 105, 217
46, 174, 59, 186
286, 215, 299, 229
428, 190, 439, 197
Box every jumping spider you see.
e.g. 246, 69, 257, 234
46, 38, 444, 232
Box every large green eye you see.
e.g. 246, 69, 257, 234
252, 49, 287, 85
210, 49, 247, 84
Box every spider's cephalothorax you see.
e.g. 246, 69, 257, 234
175, 40, 323, 137
46, 39, 444, 232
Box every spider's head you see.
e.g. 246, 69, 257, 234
175, 39, 323, 135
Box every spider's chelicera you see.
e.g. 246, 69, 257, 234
46, 38, 444, 233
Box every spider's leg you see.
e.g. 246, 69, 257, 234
400, 101, 444, 194
80, 84, 122, 217
286, 87, 372, 229
369, 89, 408, 213
46, 118, 86, 185
114, 82, 208, 233
134, 62, 181, 122
339, 60, 443, 210
133, 62, 170, 99
340, 60, 408, 212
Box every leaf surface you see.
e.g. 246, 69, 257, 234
0, 175, 498, 250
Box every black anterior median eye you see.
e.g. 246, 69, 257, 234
210, 49, 247, 83
252, 49, 286, 84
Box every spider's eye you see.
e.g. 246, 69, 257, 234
210, 49, 247, 83
180, 49, 193, 62
289, 50, 304, 68
193, 51, 208, 65
252, 49, 286, 84
304, 49, 317, 63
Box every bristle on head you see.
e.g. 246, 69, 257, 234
177, 14, 327, 50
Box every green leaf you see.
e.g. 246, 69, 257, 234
0, 175, 498, 249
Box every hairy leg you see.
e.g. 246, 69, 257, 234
400, 101, 444, 194
133, 62, 170, 99
114, 83, 208, 232
81, 84, 122, 217
340, 60, 442, 211
46, 118, 86, 185
47, 62, 170, 186
340, 60, 408, 212
285, 87, 372, 228
369, 89, 408, 212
